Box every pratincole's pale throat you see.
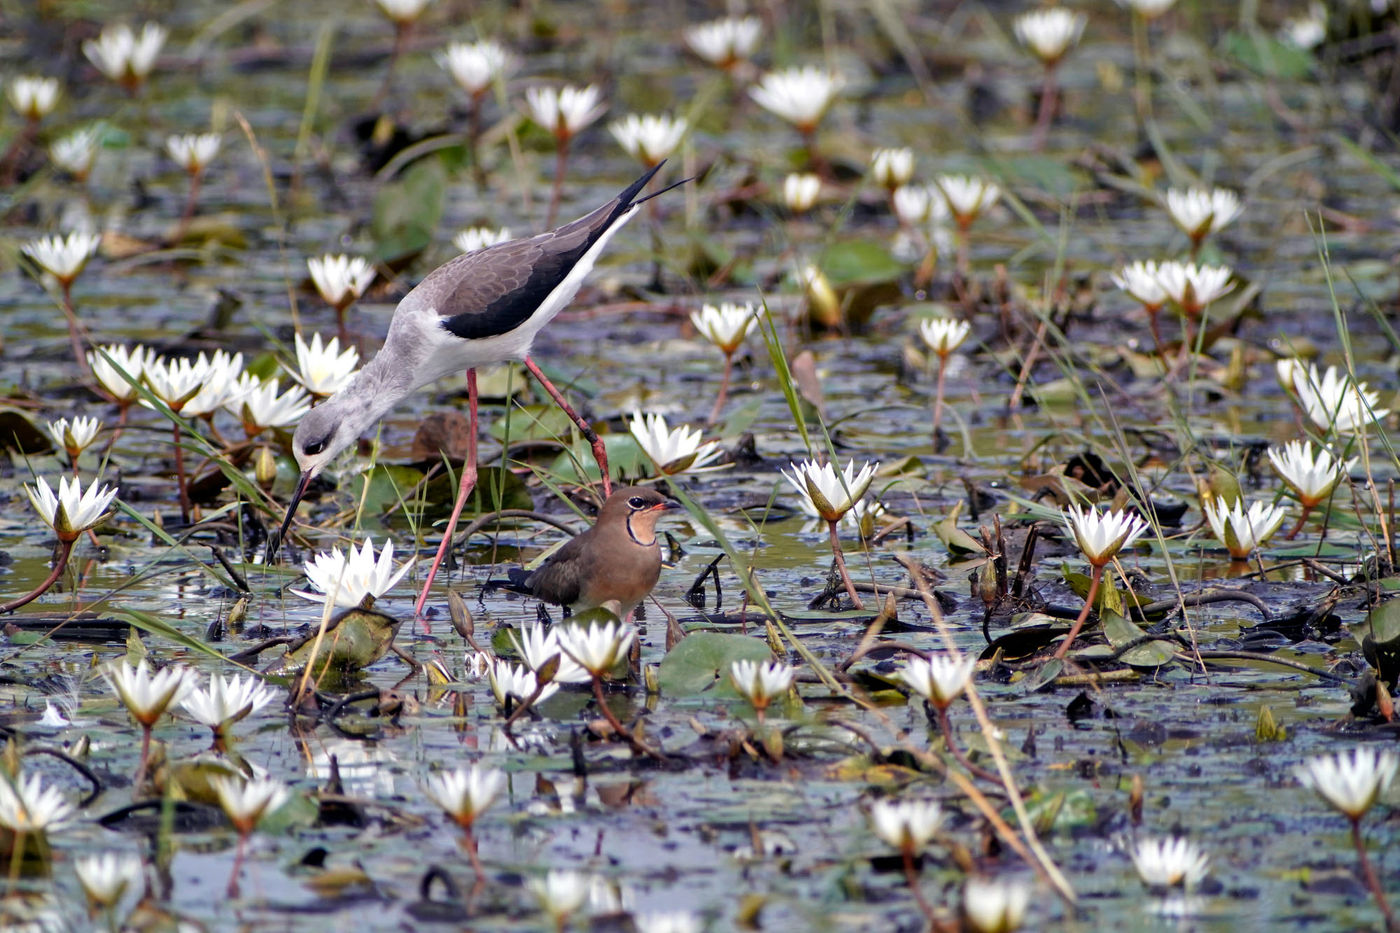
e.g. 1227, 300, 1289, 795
270, 163, 685, 620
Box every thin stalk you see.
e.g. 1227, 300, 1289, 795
955, 224, 970, 282
463, 827, 487, 882
546, 139, 570, 227
59, 281, 93, 378
1053, 562, 1103, 659
708, 351, 734, 425
828, 519, 864, 609
171, 171, 203, 244
931, 354, 949, 446
589, 674, 659, 758
172, 420, 191, 524
1351, 816, 1397, 932
1031, 63, 1058, 151
900, 847, 937, 926
133, 723, 154, 792
226, 830, 248, 898
1283, 504, 1314, 540
0, 538, 73, 612
934, 704, 1000, 784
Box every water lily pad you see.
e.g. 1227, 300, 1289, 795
1101, 610, 1177, 668
372, 156, 446, 263
656, 631, 774, 696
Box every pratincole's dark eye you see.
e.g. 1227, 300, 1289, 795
627, 496, 647, 509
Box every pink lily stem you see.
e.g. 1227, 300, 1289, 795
900, 847, 937, 926
1283, 504, 1313, 541
172, 170, 202, 244
955, 223, 971, 283
931, 354, 948, 444
934, 704, 1001, 784
591, 674, 636, 746
373, 21, 409, 109
546, 138, 570, 228
1146, 306, 1165, 357
0, 537, 74, 613
59, 282, 93, 379
463, 826, 487, 882
828, 520, 865, 610
133, 722, 154, 791
468, 95, 486, 190
1053, 561, 1103, 660
226, 830, 248, 898
1031, 63, 1059, 152
708, 351, 734, 425
172, 420, 192, 524
1352, 817, 1398, 933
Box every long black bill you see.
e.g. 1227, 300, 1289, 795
266, 470, 313, 563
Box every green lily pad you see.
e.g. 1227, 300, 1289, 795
1101, 610, 1177, 668
656, 631, 774, 696
372, 156, 446, 263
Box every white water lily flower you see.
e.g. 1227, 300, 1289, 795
46, 416, 102, 457
165, 133, 221, 174
783, 172, 821, 212
557, 621, 636, 676
691, 302, 762, 354
1130, 837, 1209, 889
1164, 187, 1243, 240
797, 494, 886, 536
103, 660, 195, 727
83, 22, 166, 88
8, 76, 59, 121
685, 16, 762, 69
88, 344, 151, 401
453, 226, 512, 254
1112, 260, 1168, 308
899, 653, 976, 708
511, 622, 592, 685
0, 773, 74, 834
893, 184, 934, 227
292, 537, 413, 608
1268, 441, 1354, 507
749, 67, 845, 133
628, 412, 725, 476
171, 350, 244, 418
1062, 503, 1149, 566
488, 658, 559, 708
423, 765, 505, 827
374, 0, 433, 24
293, 332, 360, 396
1289, 364, 1390, 434
307, 254, 375, 310
1153, 260, 1234, 313
141, 355, 203, 410
962, 875, 1032, 933
610, 113, 687, 166
75, 853, 143, 909
729, 659, 796, 710
1202, 498, 1287, 560
1014, 8, 1087, 65
227, 377, 311, 433
1282, 4, 1327, 49
919, 317, 972, 356
525, 84, 606, 140
436, 39, 513, 97
782, 458, 878, 524
180, 672, 278, 730
21, 232, 101, 284
935, 175, 1001, 224
870, 798, 943, 853
210, 775, 290, 833
26, 474, 118, 540
634, 911, 703, 933
50, 124, 103, 179
1295, 747, 1398, 819
529, 870, 591, 925
871, 147, 915, 190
